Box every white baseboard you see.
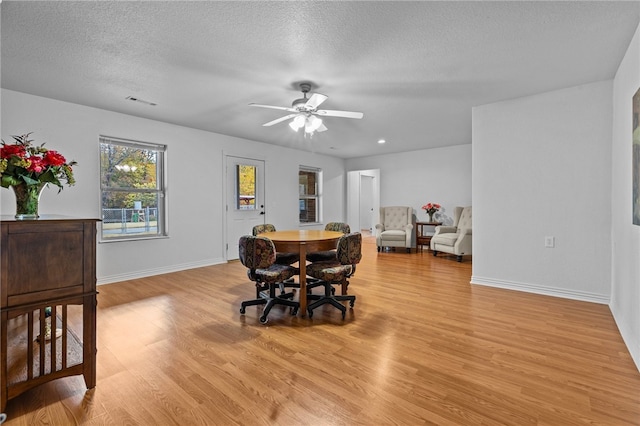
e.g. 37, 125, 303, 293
97, 258, 226, 285
470, 275, 610, 305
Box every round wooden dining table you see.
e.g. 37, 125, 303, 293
257, 229, 343, 316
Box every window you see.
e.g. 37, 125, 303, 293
299, 167, 321, 224
99, 136, 167, 241
236, 164, 256, 210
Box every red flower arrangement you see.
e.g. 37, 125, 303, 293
421, 203, 441, 215
0, 133, 76, 191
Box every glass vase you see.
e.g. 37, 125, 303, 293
428, 213, 435, 223
12, 182, 46, 219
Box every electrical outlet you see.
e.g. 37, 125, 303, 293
544, 236, 555, 248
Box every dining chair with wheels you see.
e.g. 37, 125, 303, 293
305, 232, 362, 319
252, 224, 300, 266
305, 222, 351, 295
252, 223, 300, 295
305, 222, 351, 263
238, 235, 299, 324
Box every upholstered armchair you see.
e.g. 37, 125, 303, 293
375, 206, 413, 253
430, 206, 472, 262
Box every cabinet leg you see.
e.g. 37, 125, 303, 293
1, 310, 7, 413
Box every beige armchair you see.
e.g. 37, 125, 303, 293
430, 206, 472, 262
375, 206, 413, 253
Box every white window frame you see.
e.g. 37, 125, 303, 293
99, 135, 167, 242
299, 166, 322, 225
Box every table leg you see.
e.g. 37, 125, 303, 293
298, 243, 307, 316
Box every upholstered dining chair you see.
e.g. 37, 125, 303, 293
305, 222, 351, 263
238, 235, 299, 324
252, 224, 300, 266
252, 224, 300, 293
305, 232, 362, 319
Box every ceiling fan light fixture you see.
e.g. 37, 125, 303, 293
250, 81, 363, 137
289, 114, 305, 131
305, 115, 323, 133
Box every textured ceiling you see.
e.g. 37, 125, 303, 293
2, 1, 639, 158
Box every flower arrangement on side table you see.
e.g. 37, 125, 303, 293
0, 133, 77, 219
422, 202, 441, 222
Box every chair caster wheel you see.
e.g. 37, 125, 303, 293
307, 309, 313, 318
349, 301, 355, 308
240, 307, 246, 314
341, 311, 346, 319
259, 315, 268, 324
291, 307, 298, 316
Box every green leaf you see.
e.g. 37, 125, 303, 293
21, 174, 40, 185
1, 175, 21, 187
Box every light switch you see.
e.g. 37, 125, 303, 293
545, 236, 555, 248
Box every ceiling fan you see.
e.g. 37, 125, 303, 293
249, 83, 364, 135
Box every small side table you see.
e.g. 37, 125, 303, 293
416, 221, 443, 252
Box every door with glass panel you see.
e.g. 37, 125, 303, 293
226, 156, 265, 260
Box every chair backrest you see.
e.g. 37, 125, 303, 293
453, 206, 472, 231
380, 206, 412, 230
238, 235, 276, 270
325, 222, 351, 234
336, 232, 362, 266
252, 223, 276, 236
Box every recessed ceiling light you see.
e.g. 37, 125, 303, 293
378, 139, 386, 144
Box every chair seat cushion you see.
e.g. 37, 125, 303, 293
432, 233, 459, 247
253, 264, 297, 284
306, 250, 337, 263
380, 230, 407, 241
306, 261, 352, 282
275, 252, 300, 265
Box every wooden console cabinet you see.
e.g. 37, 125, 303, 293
0, 216, 99, 411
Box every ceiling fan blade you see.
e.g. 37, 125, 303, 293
315, 109, 364, 119
249, 103, 298, 113
316, 123, 328, 132
262, 113, 299, 127
305, 93, 328, 109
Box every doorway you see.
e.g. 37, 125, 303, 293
359, 175, 374, 232
347, 169, 380, 235
225, 156, 265, 260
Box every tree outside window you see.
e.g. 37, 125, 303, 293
236, 164, 256, 210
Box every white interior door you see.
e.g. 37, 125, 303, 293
347, 169, 380, 233
226, 156, 265, 260
359, 175, 374, 231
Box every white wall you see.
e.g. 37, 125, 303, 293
611, 22, 640, 370
345, 144, 472, 226
1, 89, 345, 284
472, 80, 613, 303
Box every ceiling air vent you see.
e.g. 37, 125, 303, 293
126, 96, 157, 106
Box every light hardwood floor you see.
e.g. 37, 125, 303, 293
3, 234, 640, 425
